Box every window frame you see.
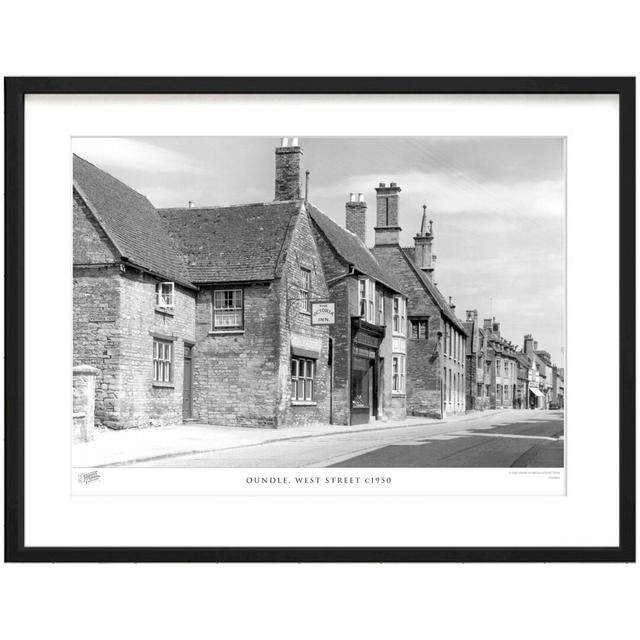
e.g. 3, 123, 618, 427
212, 288, 244, 331
155, 281, 175, 309
152, 338, 173, 384
377, 290, 384, 326
392, 295, 406, 336
392, 354, 406, 394
300, 267, 311, 314
410, 317, 429, 340
291, 356, 315, 403
358, 277, 376, 324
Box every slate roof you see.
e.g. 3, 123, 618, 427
488, 335, 518, 358
398, 245, 470, 334
391, 247, 467, 334
73, 154, 193, 288
158, 201, 301, 283
307, 204, 404, 295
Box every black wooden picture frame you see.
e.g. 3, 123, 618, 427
4, 77, 635, 562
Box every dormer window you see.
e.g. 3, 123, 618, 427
156, 282, 175, 308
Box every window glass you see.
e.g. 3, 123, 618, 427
156, 282, 175, 308
300, 268, 311, 313
358, 278, 377, 323
392, 296, 406, 336
291, 357, 315, 402
152, 338, 172, 383
213, 289, 243, 329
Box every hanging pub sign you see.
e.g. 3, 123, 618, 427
310, 301, 336, 325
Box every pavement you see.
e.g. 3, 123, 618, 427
73, 409, 515, 468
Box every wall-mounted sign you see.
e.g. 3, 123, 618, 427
311, 301, 336, 325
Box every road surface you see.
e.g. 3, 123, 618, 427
131, 409, 564, 468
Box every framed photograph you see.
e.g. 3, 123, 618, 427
4, 77, 635, 562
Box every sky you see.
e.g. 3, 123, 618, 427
73, 136, 566, 366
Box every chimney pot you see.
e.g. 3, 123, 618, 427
349, 192, 355, 202
390, 182, 397, 187
280, 137, 289, 147
188, 200, 195, 208
358, 193, 364, 202
379, 182, 386, 188
291, 136, 299, 146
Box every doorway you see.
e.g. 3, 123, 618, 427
351, 356, 376, 425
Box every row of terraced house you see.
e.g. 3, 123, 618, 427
73, 138, 563, 431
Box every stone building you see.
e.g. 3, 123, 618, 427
482, 319, 519, 409
463, 310, 491, 411
370, 199, 468, 418
74, 139, 414, 430
73, 154, 197, 430
551, 366, 565, 409
515, 352, 531, 409
74, 143, 334, 429
307, 194, 408, 426
522, 335, 546, 408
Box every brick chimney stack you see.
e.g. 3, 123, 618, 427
524, 334, 534, 355
274, 137, 303, 201
345, 192, 367, 244
414, 204, 435, 279
374, 182, 402, 245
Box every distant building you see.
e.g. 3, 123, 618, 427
523, 334, 548, 408
463, 310, 491, 411
371, 201, 468, 418
515, 352, 531, 409
484, 320, 519, 409
551, 365, 565, 409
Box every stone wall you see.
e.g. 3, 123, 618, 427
193, 283, 281, 426
73, 265, 197, 429
311, 227, 406, 424
73, 190, 119, 264
276, 207, 331, 427
117, 270, 196, 428
372, 245, 446, 418
73, 266, 123, 428
192, 208, 332, 428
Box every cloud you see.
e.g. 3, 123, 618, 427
313, 170, 565, 222
72, 138, 207, 175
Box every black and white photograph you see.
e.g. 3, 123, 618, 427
72, 135, 565, 472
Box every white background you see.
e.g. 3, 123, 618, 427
1, 1, 638, 639
26, 94, 606, 547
